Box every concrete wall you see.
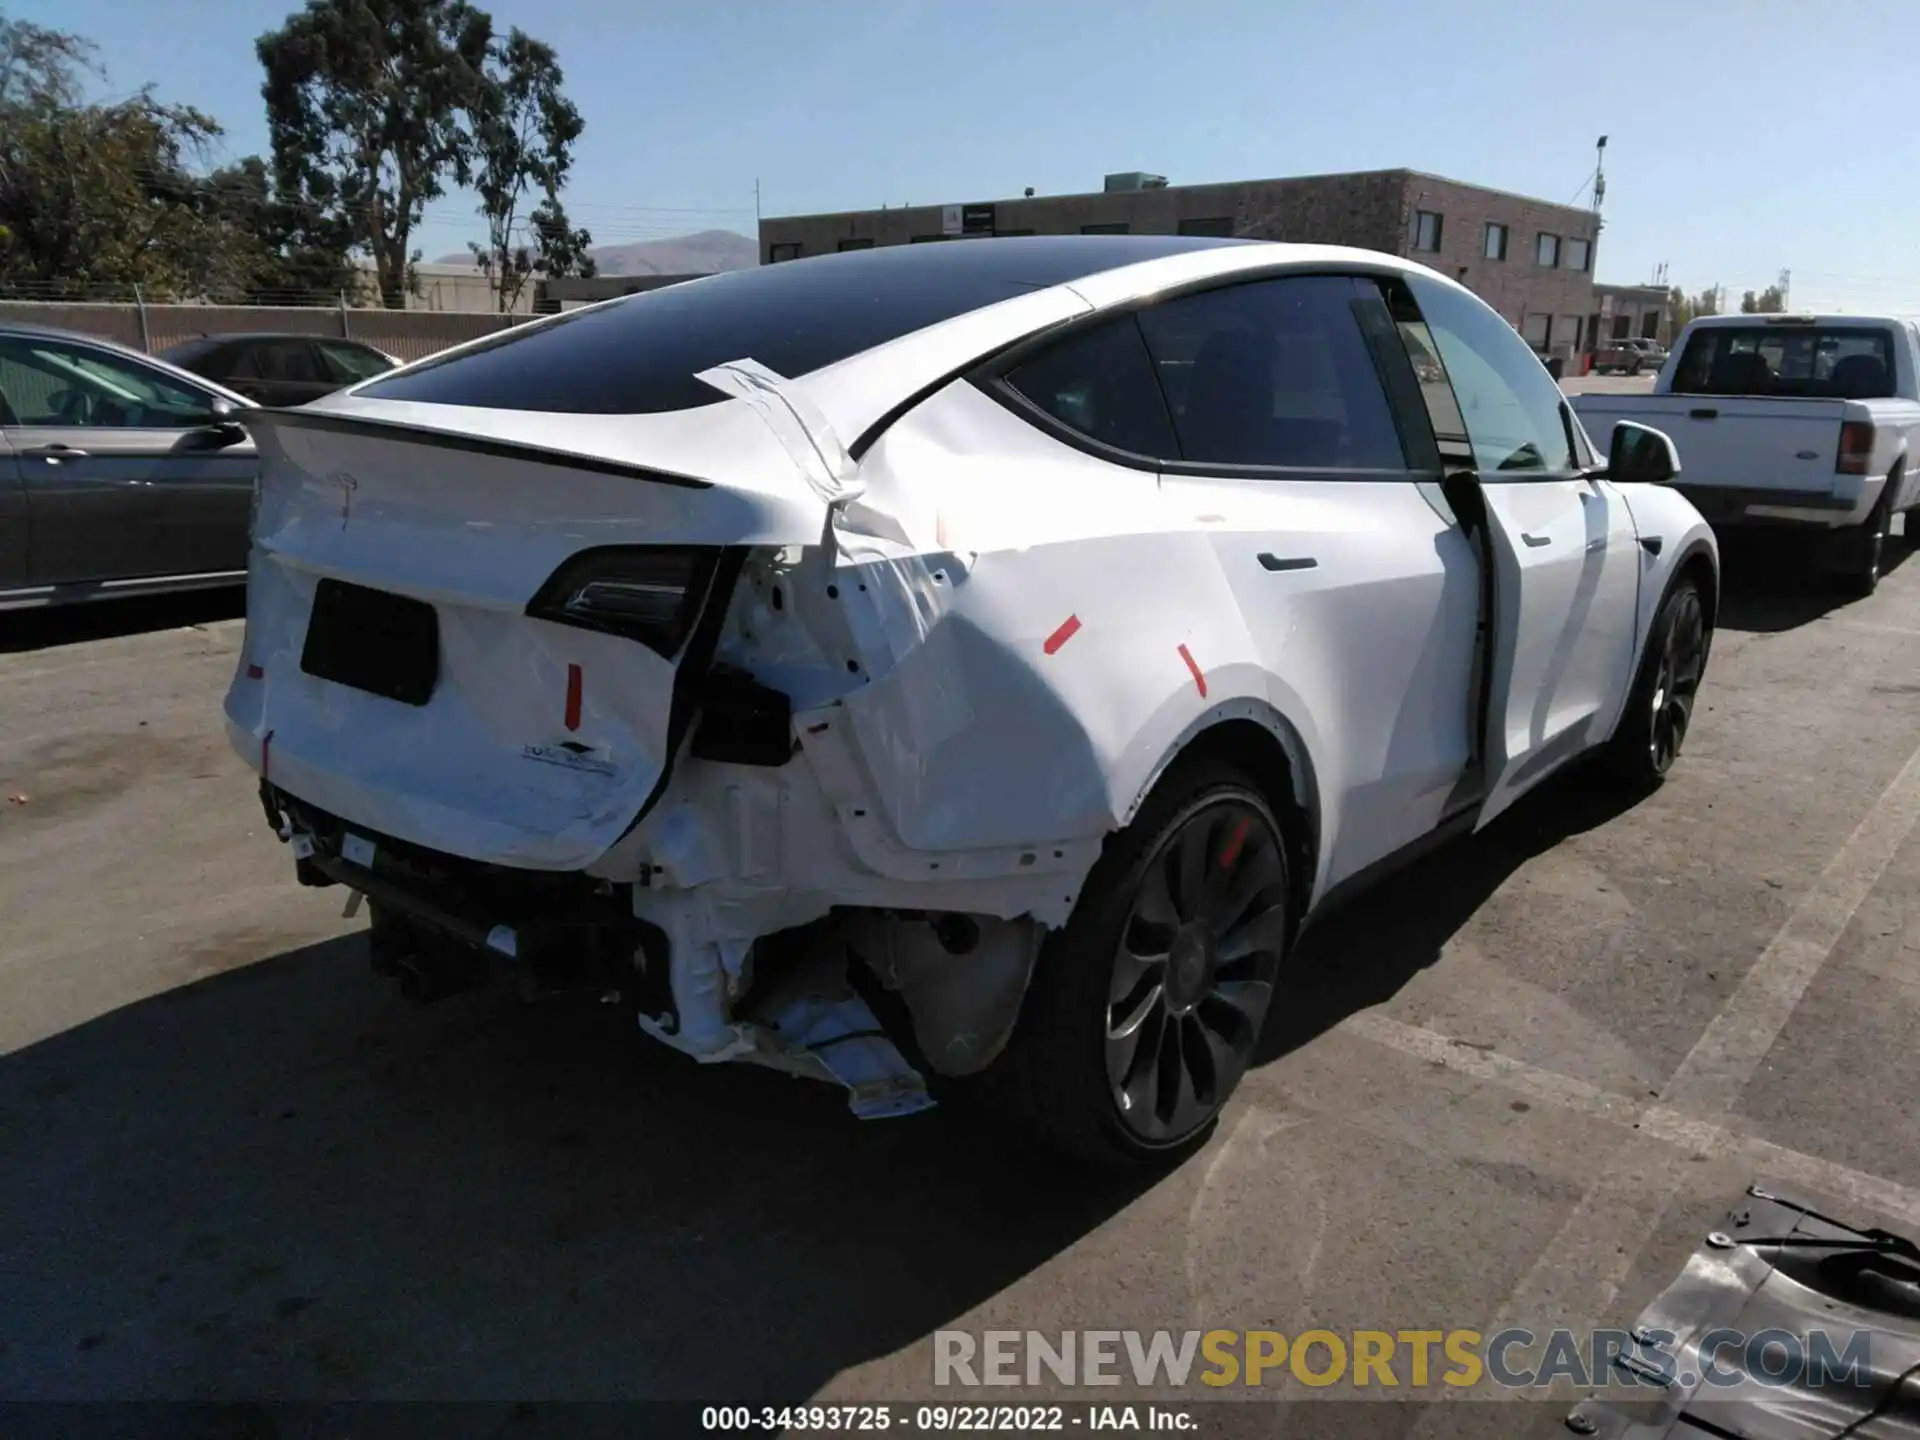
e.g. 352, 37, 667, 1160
1, 301, 529, 363
1593, 283, 1673, 347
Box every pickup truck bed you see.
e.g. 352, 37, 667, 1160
1573, 390, 1915, 530
1570, 314, 1920, 593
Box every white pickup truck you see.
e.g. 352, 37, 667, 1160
1571, 313, 1920, 594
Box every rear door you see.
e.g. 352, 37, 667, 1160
1116, 273, 1483, 886
1391, 275, 1643, 826
0, 335, 251, 585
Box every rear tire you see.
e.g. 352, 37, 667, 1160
1604, 573, 1710, 789
977, 757, 1290, 1169
1832, 480, 1895, 598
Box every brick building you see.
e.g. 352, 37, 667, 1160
761, 168, 1602, 368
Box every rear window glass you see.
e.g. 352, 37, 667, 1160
357, 236, 1246, 415
1003, 314, 1177, 459
1671, 325, 1896, 399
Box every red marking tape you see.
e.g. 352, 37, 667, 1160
246, 664, 264, 680
564, 663, 583, 732
1043, 614, 1082, 655
1177, 643, 1207, 698
1219, 815, 1251, 869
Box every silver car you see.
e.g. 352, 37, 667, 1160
0, 324, 257, 609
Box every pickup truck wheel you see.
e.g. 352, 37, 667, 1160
1605, 574, 1709, 787
978, 758, 1288, 1169
1834, 491, 1893, 598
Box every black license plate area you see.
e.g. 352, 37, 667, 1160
300, 578, 439, 706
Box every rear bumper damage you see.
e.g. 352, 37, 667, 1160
260, 770, 1053, 1120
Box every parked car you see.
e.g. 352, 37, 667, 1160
1573, 313, 1920, 594
227, 237, 1716, 1167
160, 333, 398, 408
0, 323, 257, 609
1595, 337, 1668, 374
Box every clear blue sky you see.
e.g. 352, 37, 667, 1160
21, 0, 1920, 311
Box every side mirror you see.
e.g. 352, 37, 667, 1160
1610, 420, 1680, 486
192, 399, 248, 444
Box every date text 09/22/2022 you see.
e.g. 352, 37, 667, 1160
701, 1404, 1197, 1432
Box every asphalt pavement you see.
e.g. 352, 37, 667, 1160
2, 492, 1918, 1437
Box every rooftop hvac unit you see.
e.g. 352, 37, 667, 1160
1103, 172, 1168, 193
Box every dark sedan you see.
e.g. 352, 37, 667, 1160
1, 324, 258, 609
160, 333, 398, 408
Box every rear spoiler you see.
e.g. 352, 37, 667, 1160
242, 407, 713, 489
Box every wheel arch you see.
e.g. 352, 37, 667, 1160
1120, 701, 1323, 929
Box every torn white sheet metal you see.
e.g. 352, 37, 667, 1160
694, 357, 863, 505
636, 912, 933, 1118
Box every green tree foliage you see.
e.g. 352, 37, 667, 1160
1668, 284, 1722, 334
0, 12, 356, 301
258, 0, 492, 308
1739, 285, 1786, 314
467, 27, 594, 311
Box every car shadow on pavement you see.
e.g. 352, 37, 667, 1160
1259, 769, 1646, 1065
1713, 530, 1914, 635
0, 589, 244, 653
0, 932, 1153, 1409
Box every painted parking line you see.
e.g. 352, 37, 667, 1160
1343, 1011, 1920, 1226
1397, 731, 1920, 1424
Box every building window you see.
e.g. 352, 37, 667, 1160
1521, 312, 1552, 349
1641, 311, 1661, 340
1563, 237, 1590, 272
1177, 217, 1233, 237
768, 242, 801, 263
910, 234, 949, 243
837, 237, 873, 252
1535, 233, 1561, 267
1081, 222, 1130, 235
1611, 314, 1631, 340
1483, 223, 1508, 260
1413, 210, 1443, 253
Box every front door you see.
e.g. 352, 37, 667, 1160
0, 424, 26, 589
0, 334, 252, 586
1392, 274, 1642, 826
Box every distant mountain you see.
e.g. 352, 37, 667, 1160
438, 229, 758, 277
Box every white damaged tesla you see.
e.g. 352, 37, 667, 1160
226, 236, 1716, 1166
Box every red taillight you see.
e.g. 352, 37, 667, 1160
1837, 421, 1875, 475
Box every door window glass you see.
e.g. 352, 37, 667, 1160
0, 338, 211, 428
316, 340, 396, 384
1134, 276, 1406, 470
1401, 277, 1577, 474
248, 340, 325, 383
1001, 314, 1178, 459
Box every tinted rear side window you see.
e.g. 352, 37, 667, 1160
1670, 325, 1896, 399
1136, 275, 1407, 470
358, 235, 1248, 415
1001, 314, 1177, 459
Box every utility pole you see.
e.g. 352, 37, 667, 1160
1778, 268, 1791, 311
